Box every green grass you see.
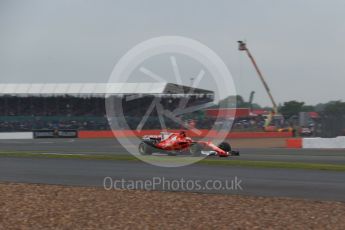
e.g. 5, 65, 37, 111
1, 151, 345, 172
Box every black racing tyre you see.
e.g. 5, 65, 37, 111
138, 142, 153, 155
218, 142, 231, 152
189, 143, 202, 157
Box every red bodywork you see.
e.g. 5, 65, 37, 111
144, 132, 229, 157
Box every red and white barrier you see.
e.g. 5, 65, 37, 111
0, 132, 33, 139
286, 136, 345, 149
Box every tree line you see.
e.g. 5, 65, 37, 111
217, 95, 345, 119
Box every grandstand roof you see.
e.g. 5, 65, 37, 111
0, 83, 213, 97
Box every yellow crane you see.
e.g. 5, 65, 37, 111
238, 41, 279, 129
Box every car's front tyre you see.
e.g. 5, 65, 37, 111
218, 142, 231, 152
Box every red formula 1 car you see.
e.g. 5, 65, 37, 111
138, 131, 239, 157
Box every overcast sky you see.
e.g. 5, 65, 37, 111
1, 0, 344, 106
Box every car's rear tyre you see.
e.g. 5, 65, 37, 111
190, 143, 202, 157
139, 142, 153, 155
218, 142, 231, 152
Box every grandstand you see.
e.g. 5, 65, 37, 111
0, 83, 214, 131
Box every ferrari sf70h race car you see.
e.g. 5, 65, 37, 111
138, 131, 239, 157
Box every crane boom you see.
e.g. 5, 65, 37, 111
238, 41, 278, 114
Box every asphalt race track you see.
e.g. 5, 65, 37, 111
1, 138, 345, 164
1, 138, 345, 201
1, 157, 345, 201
